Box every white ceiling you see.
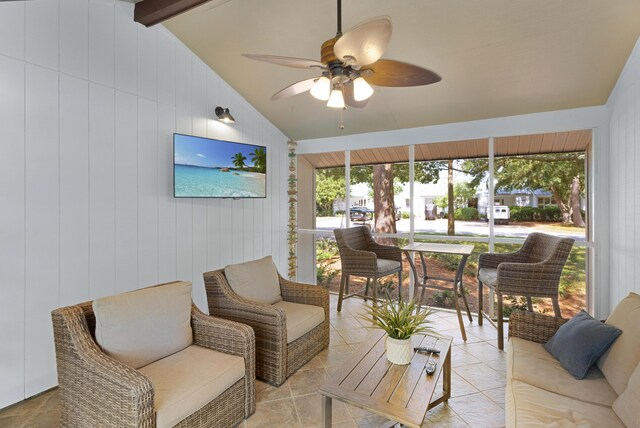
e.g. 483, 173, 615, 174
164, 0, 640, 141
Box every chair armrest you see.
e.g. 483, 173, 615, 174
369, 242, 402, 262
191, 305, 256, 417
338, 247, 377, 275
495, 262, 562, 296
51, 306, 155, 427
478, 251, 526, 270
279, 275, 329, 310
508, 311, 568, 344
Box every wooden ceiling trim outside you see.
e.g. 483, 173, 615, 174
302, 130, 592, 168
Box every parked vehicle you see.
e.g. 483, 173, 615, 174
395, 207, 402, 221
493, 205, 510, 224
424, 204, 438, 220
349, 207, 374, 222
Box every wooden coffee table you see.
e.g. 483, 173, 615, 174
318, 329, 453, 428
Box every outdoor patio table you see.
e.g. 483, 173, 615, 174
401, 243, 474, 341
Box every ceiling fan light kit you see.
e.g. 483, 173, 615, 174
327, 88, 346, 109
243, 0, 441, 110
310, 76, 331, 101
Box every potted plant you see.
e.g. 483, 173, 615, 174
361, 296, 435, 365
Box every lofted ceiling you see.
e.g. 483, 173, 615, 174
164, 0, 640, 141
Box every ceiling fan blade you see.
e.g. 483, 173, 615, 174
271, 78, 318, 100
343, 84, 369, 109
361, 59, 441, 87
242, 54, 325, 70
333, 16, 392, 67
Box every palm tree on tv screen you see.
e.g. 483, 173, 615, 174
250, 147, 266, 174
232, 152, 247, 170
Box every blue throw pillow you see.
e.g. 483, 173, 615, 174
544, 310, 622, 379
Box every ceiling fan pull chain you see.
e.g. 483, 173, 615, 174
339, 107, 345, 130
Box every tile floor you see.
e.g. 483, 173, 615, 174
0, 294, 508, 427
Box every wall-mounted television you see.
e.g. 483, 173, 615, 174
173, 133, 267, 198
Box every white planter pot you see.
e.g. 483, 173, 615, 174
386, 336, 413, 365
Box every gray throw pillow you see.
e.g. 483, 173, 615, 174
544, 310, 622, 379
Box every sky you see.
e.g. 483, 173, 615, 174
174, 134, 264, 168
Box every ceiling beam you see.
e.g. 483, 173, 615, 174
134, 0, 211, 27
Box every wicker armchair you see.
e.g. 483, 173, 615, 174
203, 269, 330, 387
52, 298, 255, 427
508, 311, 568, 344
333, 226, 403, 311
477, 232, 574, 349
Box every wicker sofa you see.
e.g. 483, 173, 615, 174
506, 293, 640, 427
204, 258, 330, 386
51, 281, 255, 428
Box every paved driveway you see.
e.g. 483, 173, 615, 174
314, 216, 585, 240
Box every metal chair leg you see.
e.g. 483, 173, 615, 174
526, 296, 534, 312
552, 296, 562, 317
372, 277, 378, 305
478, 280, 484, 326
337, 274, 346, 312
397, 271, 403, 301
364, 278, 371, 301
497, 292, 504, 350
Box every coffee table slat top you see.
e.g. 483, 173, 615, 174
319, 329, 453, 428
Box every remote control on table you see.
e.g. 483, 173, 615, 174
425, 360, 437, 375
414, 346, 440, 354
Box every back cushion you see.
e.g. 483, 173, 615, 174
225, 256, 282, 305
597, 292, 640, 395
612, 362, 640, 427
93, 281, 193, 369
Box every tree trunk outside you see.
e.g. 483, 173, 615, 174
373, 164, 396, 245
550, 186, 572, 225
447, 160, 455, 235
570, 175, 585, 227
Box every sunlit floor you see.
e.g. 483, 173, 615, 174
0, 294, 508, 428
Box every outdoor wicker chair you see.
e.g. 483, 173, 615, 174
204, 261, 330, 387
477, 232, 575, 349
333, 226, 403, 312
51, 282, 256, 428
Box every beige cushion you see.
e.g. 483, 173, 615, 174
93, 281, 193, 369
597, 292, 640, 395
377, 259, 401, 274
225, 256, 282, 305
508, 337, 617, 406
273, 301, 325, 343
139, 345, 245, 428
613, 362, 640, 427
478, 268, 497, 285
506, 379, 625, 428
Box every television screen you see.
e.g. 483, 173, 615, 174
173, 133, 267, 198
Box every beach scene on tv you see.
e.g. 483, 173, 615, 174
174, 134, 266, 198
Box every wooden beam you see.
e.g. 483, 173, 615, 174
134, 0, 211, 27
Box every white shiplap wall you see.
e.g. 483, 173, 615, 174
607, 36, 640, 313
0, 0, 288, 407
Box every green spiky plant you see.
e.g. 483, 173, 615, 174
360, 295, 435, 340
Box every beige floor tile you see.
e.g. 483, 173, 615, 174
318, 344, 355, 368
482, 387, 506, 409
453, 363, 506, 392
293, 393, 353, 427
331, 316, 365, 331
298, 354, 326, 371
450, 372, 480, 397
256, 379, 292, 403
337, 327, 374, 345
447, 392, 505, 427
354, 413, 394, 427
450, 348, 481, 368
422, 403, 470, 427
288, 367, 328, 396
245, 397, 300, 428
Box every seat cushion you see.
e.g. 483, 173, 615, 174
273, 301, 325, 343
544, 310, 621, 379
377, 258, 401, 274
93, 281, 193, 369
478, 268, 497, 285
225, 256, 282, 305
506, 379, 625, 428
597, 292, 640, 395
139, 345, 245, 428
612, 361, 640, 427
508, 337, 618, 406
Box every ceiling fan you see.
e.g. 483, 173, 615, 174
243, 0, 441, 109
